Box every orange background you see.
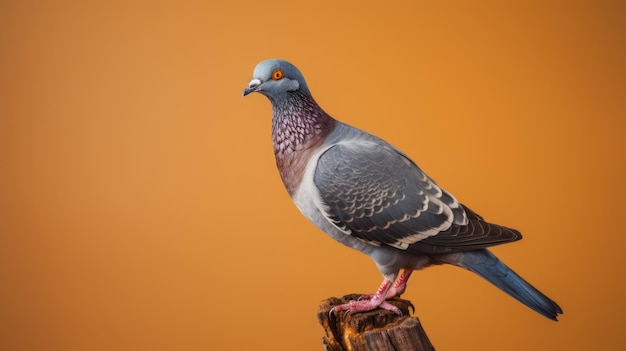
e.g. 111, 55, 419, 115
1, 1, 624, 350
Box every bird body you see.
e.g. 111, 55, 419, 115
244, 59, 562, 320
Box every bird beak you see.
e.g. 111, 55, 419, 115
243, 78, 262, 97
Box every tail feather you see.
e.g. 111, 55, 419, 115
458, 249, 563, 321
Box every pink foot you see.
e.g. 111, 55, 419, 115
331, 296, 402, 315
331, 270, 414, 316
331, 279, 401, 315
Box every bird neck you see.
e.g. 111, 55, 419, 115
271, 90, 335, 159
270, 90, 335, 196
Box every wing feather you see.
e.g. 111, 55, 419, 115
313, 140, 520, 254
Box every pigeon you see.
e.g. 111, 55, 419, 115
243, 59, 563, 321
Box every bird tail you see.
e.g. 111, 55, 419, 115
457, 249, 563, 321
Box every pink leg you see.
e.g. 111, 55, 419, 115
331, 270, 414, 315
360, 269, 413, 300
386, 269, 413, 298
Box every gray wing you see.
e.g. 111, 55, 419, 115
313, 140, 521, 254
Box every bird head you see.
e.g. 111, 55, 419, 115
243, 59, 310, 99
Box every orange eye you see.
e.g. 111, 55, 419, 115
271, 69, 284, 80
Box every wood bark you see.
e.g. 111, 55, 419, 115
318, 294, 435, 351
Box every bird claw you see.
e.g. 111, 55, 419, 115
328, 307, 338, 320
329, 275, 411, 316
328, 306, 353, 319
329, 297, 403, 317
329, 305, 347, 316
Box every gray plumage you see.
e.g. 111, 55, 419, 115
243, 59, 562, 321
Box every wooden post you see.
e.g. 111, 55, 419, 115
317, 294, 435, 351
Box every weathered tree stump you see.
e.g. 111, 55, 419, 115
318, 294, 435, 351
